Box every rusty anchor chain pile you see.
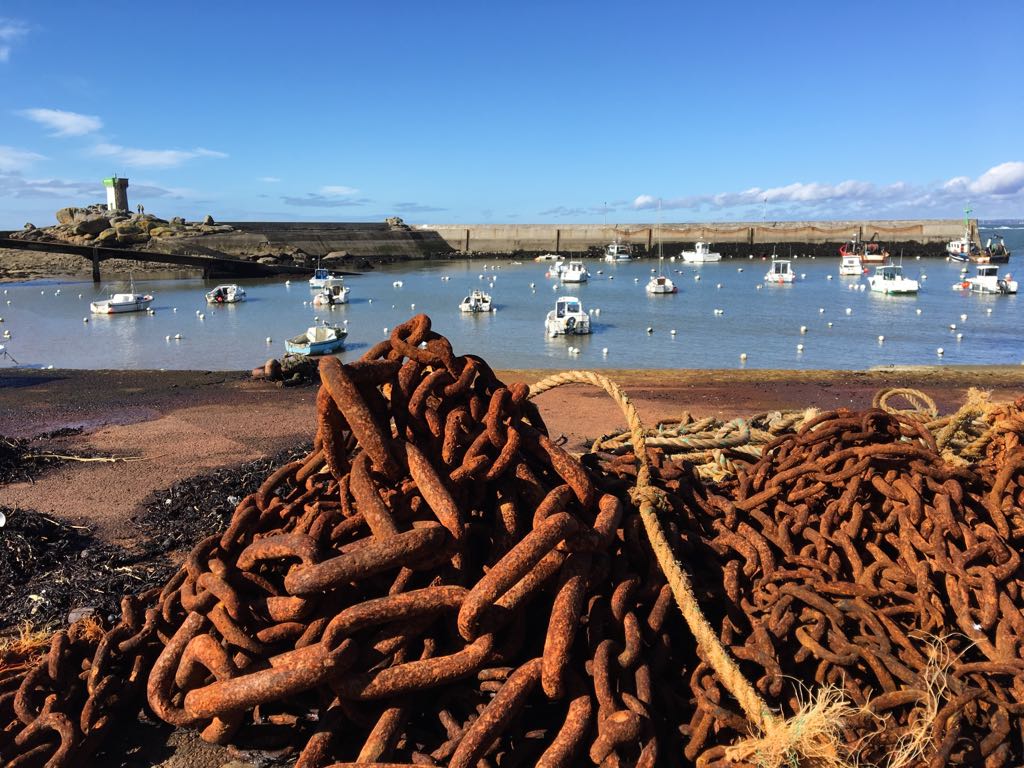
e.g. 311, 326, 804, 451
588, 400, 1024, 766
3, 313, 1024, 768
2, 315, 703, 767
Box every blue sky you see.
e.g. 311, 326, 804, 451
1, 0, 1022, 228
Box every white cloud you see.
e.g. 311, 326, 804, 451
18, 108, 103, 137
320, 185, 359, 196
260, 176, 281, 183
628, 161, 1024, 218
0, 18, 28, 62
966, 161, 1024, 196
0, 145, 45, 171
91, 143, 227, 168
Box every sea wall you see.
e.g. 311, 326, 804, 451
421, 219, 971, 255
203, 222, 454, 260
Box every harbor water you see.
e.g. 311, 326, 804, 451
1, 228, 1021, 371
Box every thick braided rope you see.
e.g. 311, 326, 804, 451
528, 370, 776, 730
873, 387, 939, 421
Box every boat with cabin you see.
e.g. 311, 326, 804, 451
545, 296, 591, 337
947, 208, 979, 261
764, 259, 795, 284
680, 242, 722, 263
955, 265, 1017, 295
603, 240, 632, 262
839, 235, 888, 266
285, 323, 348, 355
561, 260, 589, 283
205, 284, 246, 304
309, 265, 346, 289
90, 276, 154, 315
868, 264, 919, 295
459, 289, 493, 312
973, 236, 1011, 264
839, 254, 864, 276
312, 282, 351, 306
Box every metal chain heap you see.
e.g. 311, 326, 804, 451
2, 315, 1023, 768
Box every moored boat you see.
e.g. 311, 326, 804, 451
603, 240, 632, 262
545, 296, 591, 337
839, 235, 887, 266
764, 258, 795, 284
868, 264, 919, 295
973, 236, 1011, 264
312, 282, 351, 306
309, 265, 346, 289
839, 254, 864, 276
459, 289, 493, 312
680, 241, 722, 263
205, 284, 246, 304
89, 292, 154, 314
947, 207, 979, 261
954, 265, 1017, 295
285, 324, 348, 355
561, 260, 589, 283
645, 273, 677, 294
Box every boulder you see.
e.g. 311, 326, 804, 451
96, 228, 119, 243
55, 207, 83, 225
149, 227, 175, 237
202, 214, 215, 225
171, 216, 186, 225
23, 222, 35, 230
114, 221, 144, 235
116, 232, 151, 245
74, 214, 111, 235
257, 256, 279, 265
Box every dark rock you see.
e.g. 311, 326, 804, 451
203, 214, 215, 225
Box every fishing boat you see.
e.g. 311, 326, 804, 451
312, 282, 351, 306
955, 265, 1018, 295
946, 207, 978, 261
459, 289, 493, 312
764, 259, 795, 284
89, 289, 153, 314
973, 236, 1011, 264
839, 235, 888, 266
535, 253, 561, 262
868, 264, 919, 295
839, 254, 865, 276
545, 296, 591, 337
561, 260, 589, 283
309, 265, 345, 289
285, 323, 348, 355
680, 241, 722, 263
546, 261, 566, 278
205, 284, 246, 304
603, 240, 632, 262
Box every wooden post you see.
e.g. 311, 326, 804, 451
555, 229, 561, 254
647, 228, 653, 253
464, 228, 471, 253
91, 247, 101, 283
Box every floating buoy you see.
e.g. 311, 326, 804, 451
394, 281, 404, 288
949, 323, 956, 330
383, 327, 389, 334
198, 313, 205, 320
714, 308, 724, 316
737, 268, 744, 273
83, 317, 88, 323
916, 308, 922, 315
937, 347, 944, 356
410, 304, 416, 310
646, 327, 654, 334
694, 275, 701, 281
796, 343, 804, 352
800, 273, 806, 280
602, 347, 609, 356
716, 283, 722, 289
173, 308, 177, 313
845, 308, 852, 315
819, 307, 825, 314
740, 352, 747, 361
368, 299, 373, 303
827, 322, 833, 328
196, 310, 201, 315
594, 308, 601, 316
174, 333, 182, 340
959, 313, 967, 322
670, 329, 677, 336
529, 282, 535, 289
165, 335, 171, 341
799, 325, 807, 334
878, 335, 885, 343
986, 308, 993, 315
956, 333, 963, 341
266, 337, 272, 344
78, 294, 82, 299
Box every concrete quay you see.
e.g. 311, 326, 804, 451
421, 219, 970, 255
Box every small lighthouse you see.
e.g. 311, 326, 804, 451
103, 175, 129, 212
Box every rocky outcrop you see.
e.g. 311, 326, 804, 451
10, 205, 235, 249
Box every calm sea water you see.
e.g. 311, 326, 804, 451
1, 226, 1021, 371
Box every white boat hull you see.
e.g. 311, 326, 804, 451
868, 278, 919, 295
89, 295, 153, 314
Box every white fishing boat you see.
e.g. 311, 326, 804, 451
535, 253, 561, 262
603, 240, 632, 262
545, 296, 591, 337
868, 264, 919, 295
546, 261, 566, 278
205, 284, 247, 304
312, 282, 351, 306
285, 323, 348, 355
309, 265, 346, 289
561, 260, 589, 283
946, 207, 978, 262
90, 291, 153, 314
955, 265, 1017, 295
764, 259, 795, 284
680, 241, 721, 263
839, 254, 864, 276
459, 289, 493, 312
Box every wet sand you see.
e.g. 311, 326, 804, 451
4, 365, 1022, 547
